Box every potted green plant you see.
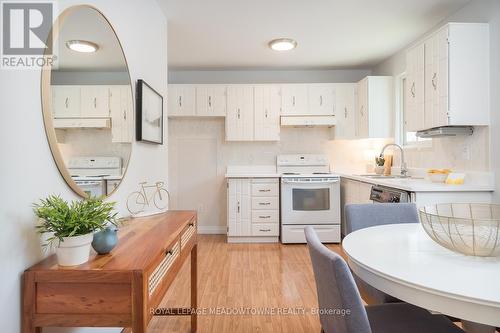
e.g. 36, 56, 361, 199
33, 195, 117, 266
375, 156, 385, 175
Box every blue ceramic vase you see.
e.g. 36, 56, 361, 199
92, 226, 118, 255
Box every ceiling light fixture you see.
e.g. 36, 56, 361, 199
268, 38, 297, 51
65, 40, 99, 53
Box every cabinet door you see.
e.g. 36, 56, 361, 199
356, 78, 369, 138
227, 179, 251, 236
254, 85, 280, 141
308, 85, 335, 116
81, 86, 110, 118
281, 84, 308, 115
405, 43, 425, 131
168, 85, 196, 116
52, 86, 81, 118
196, 85, 227, 116
110, 86, 133, 143
226, 86, 254, 141
334, 83, 357, 139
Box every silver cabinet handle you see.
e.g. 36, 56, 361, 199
237, 201, 240, 213
179, 96, 182, 107
344, 107, 348, 119
432, 73, 437, 90
208, 95, 212, 108
259, 228, 271, 232
259, 189, 270, 192
237, 108, 241, 119
360, 105, 364, 117
320, 95, 323, 106
411, 82, 416, 98
259, 202, 271, 206
292, 96, 295, 106
94, 97, 97, 108
65, 97, 69, 108
265, 109, 268, 118
259, 215, 271, 219
123, 110, 126, 120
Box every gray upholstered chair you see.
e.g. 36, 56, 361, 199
305, 226, 464, 333
344, 203, 419, 304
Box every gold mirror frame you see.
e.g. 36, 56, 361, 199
41, 5, 134, 198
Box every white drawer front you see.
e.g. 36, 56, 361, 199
281, 225, 341, 244
252, 210, 279, 223
252, 197, 279, 210
148, 241, 180, 296
252, 223, 279, 236
252, 183, 278, 197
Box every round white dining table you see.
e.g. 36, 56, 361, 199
342, 223, 500, 333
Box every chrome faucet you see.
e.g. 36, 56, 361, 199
379, 143, 408, 177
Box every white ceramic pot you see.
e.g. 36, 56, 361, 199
56, 233, 94, 266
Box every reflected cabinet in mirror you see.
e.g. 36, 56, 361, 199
42, 6, 133, 198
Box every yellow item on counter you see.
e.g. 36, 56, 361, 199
445, 173, 465, 185
427, 169, 452, 174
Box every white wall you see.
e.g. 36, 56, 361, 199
169, 69, 371, 84
0, 1, 168, 332
372, 0, 499, 183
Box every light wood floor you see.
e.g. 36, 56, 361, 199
148, 235, 344, 333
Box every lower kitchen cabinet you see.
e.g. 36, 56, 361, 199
340, 178, 374, 236
227, 178, 279, 242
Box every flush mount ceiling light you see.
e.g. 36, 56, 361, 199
65, 40, 99, 53
268, 38, 297, 51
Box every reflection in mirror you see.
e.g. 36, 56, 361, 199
43, 6, 133, 198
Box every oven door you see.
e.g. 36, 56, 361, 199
74, 180, 105, 197
281, 178, 340, 225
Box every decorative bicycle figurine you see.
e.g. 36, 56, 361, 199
127, 181, 170, 215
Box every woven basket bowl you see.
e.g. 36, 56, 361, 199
419, 203, 500, 257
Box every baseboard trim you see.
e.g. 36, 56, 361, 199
197, 226, 226, 234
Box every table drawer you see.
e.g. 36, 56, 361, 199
252, 210, 279, 223
148, 241, 180, 296
252, 197, 279, 210
252, 183, 278, 197
252, 223, 279, 236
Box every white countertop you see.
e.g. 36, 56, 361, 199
343, 223, 500, 326
338, 173, 495, 192
225, 172, 282, 178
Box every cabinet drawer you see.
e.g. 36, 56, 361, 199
148, 241, 180, 296
251, 183, 278, 197
252, 223, 279, 236
252, 210, 279, 223
251, 197, 279, 210
181, 220, 196, 250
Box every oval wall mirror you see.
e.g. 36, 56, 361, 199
42, 5, 133, 198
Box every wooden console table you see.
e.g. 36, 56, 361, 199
22, 211, 197, 333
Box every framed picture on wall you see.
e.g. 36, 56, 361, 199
136, 79, 164, 144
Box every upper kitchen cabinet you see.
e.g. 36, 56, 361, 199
254, 85, 280, 141
109, 86, 133, 143
226, 86, 254, 141
52, 85, 81, 118
333, 83, 357, 139
405, 43, 425, 132
308, 84, 336, 116
80, 86, 110, 118
356, 76, 393, 139
406, 23, 490, 131
196, 85, 227, 116
281, 84, 308, 115
168, 84, 196, 116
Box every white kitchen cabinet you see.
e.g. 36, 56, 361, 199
254, 85, 280, 141
109, 86, 133, 143
52, 86, 81, 118
226, 86, 254, 141
227, 178, 279, 242
405, 23, 489, 131
196, 85, 227, 116
334, 83, 357, 139
281, 84, 308, 115
227, 179, 252, 237
308, 84, 336, 116
80, 86, 110, 118
168, 84, 196, 116
356, 76, 393, 139
405, 43, 425, 131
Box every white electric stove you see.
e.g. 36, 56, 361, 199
277, 154, 341, 244
67, 157, 122, 197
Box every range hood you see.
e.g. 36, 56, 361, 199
416, 126, 474, 138
280, 116, 336, 127
53, 118, 111, 129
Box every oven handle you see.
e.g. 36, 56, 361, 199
75, 181, 102, 186
282, 179, 339, 184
